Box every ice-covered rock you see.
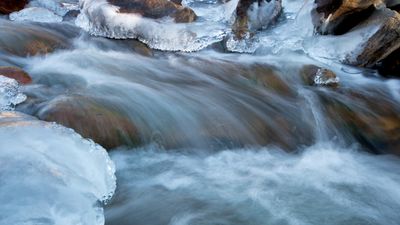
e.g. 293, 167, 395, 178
232, 0, 282, 39
0, 111, 116, 225
28, 0, 80, 17
9, 7, 63, 23
76, 0, 238, 51
0, 76, 27, 111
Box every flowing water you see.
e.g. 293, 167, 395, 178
0, 0, 400, 225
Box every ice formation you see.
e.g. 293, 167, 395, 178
0, 111, 116, 225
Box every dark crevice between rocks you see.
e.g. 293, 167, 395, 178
376, 47, 400, 77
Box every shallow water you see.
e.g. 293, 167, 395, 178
0, 0, 400, 224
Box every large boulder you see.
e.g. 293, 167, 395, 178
0, 0, 27, 14
107, 0, 197, 23
37, 96, 140, 149
232, 0, 282, 39
345, 8, 400, 68
312, 0, 382, 34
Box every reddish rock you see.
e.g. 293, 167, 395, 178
0, 20, 72, 56
0, 66, 32, 84
37, 96, 141, 150
0, 0, 27, 14
107, 0, 197, 23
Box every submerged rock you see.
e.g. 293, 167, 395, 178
232, 0, 282, 39
107, 0, 197, 23
0, 0, 27, 14
0, 19, 76, 56
0, 66, 32, 85
345, 8, 400, 68
300, 65, 339, 87
37, 96, 140, 150
319, 89, 400, 156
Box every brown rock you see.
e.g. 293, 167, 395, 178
232, 0, 282, 39
37, 96, 141, 149
346, 8, 400, 68
0, 66, 32, 84
312, 0, 381, 34
319, 88, 400, 156
0, 20, 72, 56
300, 65, 339, 87
0, 0, 27, 14
108, 0, 197, 23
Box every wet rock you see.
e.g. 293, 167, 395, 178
300, 65, 339, 87
233, 0, 282, 39
312, 0, 381, 35
107, 0, 197, 23
0, 0, 27, 14
9, 7, 63, 23
0, 66, 32, 85
345, 8, 400, 68
0, 20, 73, 56
37, 96, 140, 149
319, 89, 400, 156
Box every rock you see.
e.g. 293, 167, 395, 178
37, 96, 140, 149
319, 89, 400, 156
345, 8, 400, 68
376, 47, 400, 76
107, 0, 197, 23
0, 0, 27, 14
0, 66, 32, 84
233, 0, 282, 39
312, 0, 381, 34
300, 65, 339, 87
0, 20, 73, 56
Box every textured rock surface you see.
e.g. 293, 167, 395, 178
107, 0, 197, 23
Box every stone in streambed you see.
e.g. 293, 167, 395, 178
0, 20, 74, 56
300, 65, 339, 87
107, 0, 197, 23
0, 66, 32, 85
319, 89, 400, 156
37, 96, 141, 150
0, 0, 27, 14
232, 0, 282, 39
